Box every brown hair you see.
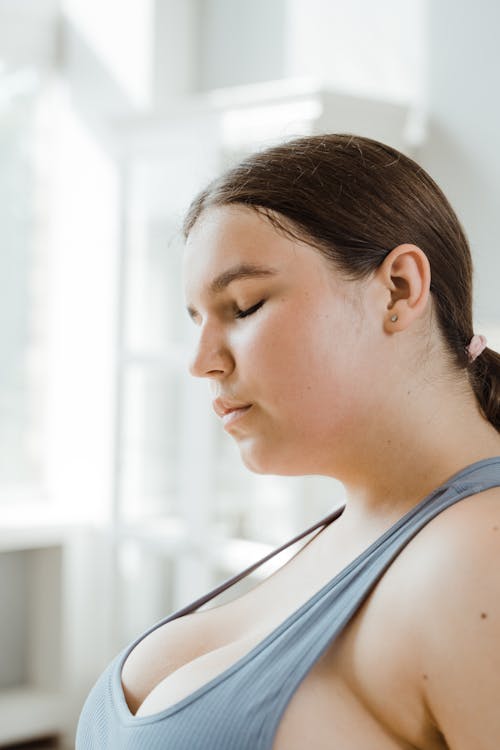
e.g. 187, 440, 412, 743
182, 133, 500, 432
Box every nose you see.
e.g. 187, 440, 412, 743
188, 324, 234, 379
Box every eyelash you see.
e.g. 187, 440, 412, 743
234, 299, 265, 319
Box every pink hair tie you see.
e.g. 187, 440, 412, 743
466, 333, 488, 362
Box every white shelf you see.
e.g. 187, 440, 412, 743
114, 519, 302, 582
0, 524, 76, 553
116, 516, 188, 552
0, 687, 66, 745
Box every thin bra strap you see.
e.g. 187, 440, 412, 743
171, 504, 346, 620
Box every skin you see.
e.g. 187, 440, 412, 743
183, 202, 500, 747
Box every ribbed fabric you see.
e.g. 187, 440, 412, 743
76, 456, 500, 749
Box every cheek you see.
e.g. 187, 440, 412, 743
249, 309, 350, 408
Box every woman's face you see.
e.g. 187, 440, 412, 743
183, 204, 381, 476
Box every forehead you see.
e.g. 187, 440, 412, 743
183, 204, 329, 298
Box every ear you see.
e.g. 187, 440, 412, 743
378, 244, 432, 334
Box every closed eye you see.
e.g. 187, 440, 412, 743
235, 300, 265, 319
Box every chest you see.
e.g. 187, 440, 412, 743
120, 530, 447, 750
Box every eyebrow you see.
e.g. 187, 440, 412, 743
186, 262, 279, 319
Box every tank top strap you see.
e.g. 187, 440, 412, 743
171, 504, 346, 619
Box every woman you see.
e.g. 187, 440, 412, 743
76, 134, 500, 749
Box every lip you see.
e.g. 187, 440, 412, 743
220, 405, 252, 429
212, 397, 253, 419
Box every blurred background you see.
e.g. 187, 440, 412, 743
0, 0, 499, 746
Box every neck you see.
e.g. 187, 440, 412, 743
333, 381, 500, 528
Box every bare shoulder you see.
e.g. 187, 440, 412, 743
413, 483, 500, 584
410, 485, 500, 750
411, 483, 500, 625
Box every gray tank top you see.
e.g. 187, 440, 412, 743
76, 456, 500, 749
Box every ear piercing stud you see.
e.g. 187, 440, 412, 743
390, 314, 398, 322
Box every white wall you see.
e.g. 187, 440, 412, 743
0, 0, 58, 71
419, 0, 500, 324
193, 0, 425, 103
195, 0, 287, 90
285, 0, 425, 103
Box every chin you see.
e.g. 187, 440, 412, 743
238, 443, 307, 476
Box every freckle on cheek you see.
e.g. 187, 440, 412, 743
493, 526, 499, 531
422, 674, 429, 680
480, 612, 488, 619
